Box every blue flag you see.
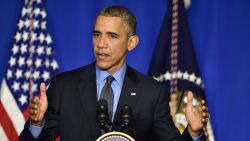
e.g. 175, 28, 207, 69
148, 0, 214, 140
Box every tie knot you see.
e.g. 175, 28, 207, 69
106, 75, 114, 85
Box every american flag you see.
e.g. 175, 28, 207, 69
0, 0, 58, 140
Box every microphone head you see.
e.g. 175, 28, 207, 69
121, 105, 132, 125
97, 99, 108, 112
96, 99, 109, 126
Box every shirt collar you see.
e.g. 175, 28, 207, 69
96, 63, 126, 87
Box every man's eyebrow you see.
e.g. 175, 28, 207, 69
93, 30, 101, 34
107, 32, 118, 36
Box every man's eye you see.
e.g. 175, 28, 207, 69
93, 33, 100, 37
109, 35, 117, 39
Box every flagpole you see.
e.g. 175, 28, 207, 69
28, 0, 34, 98
170, 0, 179, 117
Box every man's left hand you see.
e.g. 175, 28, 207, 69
185, 91, 209, 136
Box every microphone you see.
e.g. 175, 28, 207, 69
117, 105, 132, 131
96, 99, 112, 132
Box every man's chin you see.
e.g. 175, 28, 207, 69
96, 62, 109, 70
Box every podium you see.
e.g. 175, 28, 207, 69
96, 131, 135, 141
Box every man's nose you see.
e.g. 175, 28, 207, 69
97, 36, 107, 48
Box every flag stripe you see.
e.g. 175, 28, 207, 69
0, 79, 25, 134
23, 105, 30, 121
0, 125, 9, 141
0, 103, 18, 141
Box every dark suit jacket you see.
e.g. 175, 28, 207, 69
19, 63, 203, 141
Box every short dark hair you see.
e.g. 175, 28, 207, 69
97, 5, 137, 36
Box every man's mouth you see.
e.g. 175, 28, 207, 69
96, 52, 109, 60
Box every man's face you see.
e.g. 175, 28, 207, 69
93, 15, 131, 74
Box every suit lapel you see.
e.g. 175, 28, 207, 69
78, 63, 101, 135
114, 66, 140, 124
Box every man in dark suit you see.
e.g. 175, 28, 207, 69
19, 5, 208, 141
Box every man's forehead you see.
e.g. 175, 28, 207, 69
95, 15, 123, 24
94, 16, 125, 29
94, 15, 130, 36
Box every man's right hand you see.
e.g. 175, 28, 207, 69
29, 82, 48, 126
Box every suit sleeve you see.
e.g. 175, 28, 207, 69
19, 77, 60, 141
152, 84, 196, 141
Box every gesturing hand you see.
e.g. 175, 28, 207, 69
185, 91, 209, 136
29, 82, 48, 126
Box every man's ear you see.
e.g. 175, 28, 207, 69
128, 35, 139, 51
